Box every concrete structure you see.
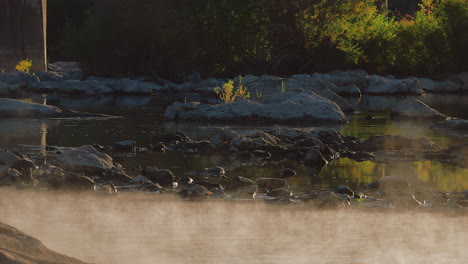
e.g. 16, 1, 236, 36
0, 0, 47, 72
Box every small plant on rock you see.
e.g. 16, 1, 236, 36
0, 68, 5, 73
15, 59, 33, 73
215, 76, 250, 104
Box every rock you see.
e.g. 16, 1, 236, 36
45, 166, 65, 188
390, 97, 449, 120
57, 145, 115, 175
181, 184, 212, 198
236, 74, 283, 95
225, 176, 255, 192
304, 149, 328, 166
0, 82, 21, 96
307, 191, 350, 208
103, 169, 133, 183
312, 70, 368, 87
335, 185, 354, 197
142, 167, 175, 187
408, 77, 437, 92
255, 178, 289, 191
63, 171, 96, 191
0, 98, 61, 117
59, 80, 113, 96
107, 79, 161, 95
152, 131, 191, 143
267, 187, 292, 197
165, 91, 347, 125
359, 135, 440, 152
364, 75, 423, 95
433, 81, 462, 93
329, 83, 362, 96
280, 168, 297, 178
0, 98, 110, 119
231, 185, 258, 199
366, 176, 410, 191
0, 221, 88, 264
0, 71, 39, 88
113, 140, 137, 152
34, 71, 63, 82
184, 166, 226, 179
431, 120, 468, 131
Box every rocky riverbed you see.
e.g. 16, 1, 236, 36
1, 65, 468, 263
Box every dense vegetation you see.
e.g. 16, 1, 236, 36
48, 0, 468, 81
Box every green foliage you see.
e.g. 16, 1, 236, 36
50, 0, 468, 79
281, 81, 286, 93
15, 59, 32, 73
215, 76, 250, 104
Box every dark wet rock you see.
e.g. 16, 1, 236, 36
148, 143, 166, 152
95, 181, 118, 195
42, 166, 65, 188
390, 97, 449, 120
255, 178, 289, 191
142, 167, 175, 187
195, 181, 222, 190
0, 165, 11, 184
455, 200, 468, 208
113, 140, 137, 152
63, 171, 96, 191
431, 120, 468, 131
0, 221, 88, 264
225, 176, 255, 192
139, 181, 164, 192
235, 151, 255, 160
294, 138, 325, 149
0, 82, 22, 97
57, 145, 115, 175
306, 191, 350, 208
179, 184, 212, 199
184, 166, 226, 179
177, 176, 194, 185
251, 150, 272, 159
231, 185, 258, 199
267, 187, 292, 197
165, 91, 347, 125
280, 168, 297, 178
358, 135, 440, 152
335, 185, 354, 197
152, 131, 192, 143
106, 79, 161, 95
168, 141, 210, 153
342, 151, 375, 162
366, 176, 410, 192
304, 149, 328, 167
103, 169, 133, 184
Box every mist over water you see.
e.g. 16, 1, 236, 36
0, 189, 467, 264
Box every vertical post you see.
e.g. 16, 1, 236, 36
42, 0, 47, 71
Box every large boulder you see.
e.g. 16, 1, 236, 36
0, 82, 21, 96
58, 80, 113, 96
0, 98, 112, 118
364, 75, 423, 95
0, 98, 61, 117
165, 91, 347, 125
107, 79, 162, 95
390, 97, 449, 121
312, 70, 368, 87
0, 221, 88, 264
0, 72, 39, 88
57, 145, 115, 174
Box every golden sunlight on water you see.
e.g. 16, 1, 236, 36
0, 189, 467, 264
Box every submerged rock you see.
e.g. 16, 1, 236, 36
359, 135, 440, 152
142, 167, 175, 187
165, 91, 347, 124
225, 176, 255, 192
0, 98, 113, 119
431, 120, 468, 131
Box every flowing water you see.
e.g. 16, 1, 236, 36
0, 94, 468, 263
